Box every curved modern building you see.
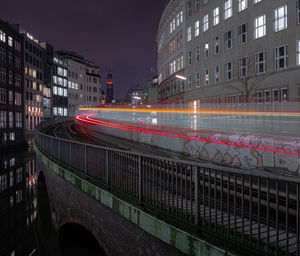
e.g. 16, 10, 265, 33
157, 0, 300, 106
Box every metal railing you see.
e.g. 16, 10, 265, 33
34, 123, 300, 256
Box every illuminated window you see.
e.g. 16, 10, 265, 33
238, 0, 247, 12
224, 0, 232, 20
53, 107, 57, 116
64, 89, 67, 97
8, 91, 13, 105
195, 21, 200, 37
0, 30, 6, 43
9, 111, 13, 128
255, 51, 266, 73
204, 42, 209, 58
253, 0, 262, 4
275, 45, 288, 69
53, 86, 58, 95
15, 92, 22, 106
213, 7, 220, 26
254, 15, 266, 39
274, 5, 287, 32
64, 108, 68, 116
8, 36, 13, 47
187, 26, 192, 41
203, 14, 209, 32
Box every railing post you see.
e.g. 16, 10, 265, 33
105, 149, 109, 187
58, 139, 61, 162
195, 166, 199, 226
69, 141, 72, 167
84, 144, 87, 178
138, 155, 142, 201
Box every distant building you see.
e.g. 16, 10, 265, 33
11, 25, 44, 139
39, 41, 53, 119
157, 0, 300, 105
105, 73, 114, 103
0, 20, 25, 151
127, 85, 148, 105
56, 50, 101, 116
52, 53, 68, 117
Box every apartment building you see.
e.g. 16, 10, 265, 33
11, 25, 44, 138
56, 51, 101, 116
157, 0, 300, 105
0, 20, 24, 151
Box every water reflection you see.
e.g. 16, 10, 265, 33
0, 151, 39, 256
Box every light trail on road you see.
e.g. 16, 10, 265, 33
76, 113, 300, 156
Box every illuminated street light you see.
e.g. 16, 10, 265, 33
133, 96, 141, 100
175, 74, 187, 80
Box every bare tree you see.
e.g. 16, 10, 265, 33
228, 57, 275, 102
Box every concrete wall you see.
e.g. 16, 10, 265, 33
35, 144, 230, 256
76, 117, 300, 174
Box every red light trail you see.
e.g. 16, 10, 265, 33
76, 114, 300, 156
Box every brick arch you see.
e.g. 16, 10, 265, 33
56, 207, 108, 255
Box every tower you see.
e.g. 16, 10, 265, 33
106, 73, 114, 103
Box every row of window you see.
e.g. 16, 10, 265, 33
0, 48, 22, 69
0, 111, 22, 129
53, 75, 68, 87
0, 68, 22, 86
185, 45, 291, 88
25, 66, 43, 80
25, 40, 42, 57
0, 89, 22, 106
25, 53, 42, 69
170, 11, 184, 34
0, 30, 21, 52
53, 107, 67, 117
187, 4, 289, 44
25, 79, 43, 91
53, 86, 67, 97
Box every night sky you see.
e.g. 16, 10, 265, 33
0, 0, 166, 98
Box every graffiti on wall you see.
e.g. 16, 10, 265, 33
184, 133, 300, 174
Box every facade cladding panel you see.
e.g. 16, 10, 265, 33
0, 20, 25, 152
157, 0, 300, 104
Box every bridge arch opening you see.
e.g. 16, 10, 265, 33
37, 171, 54, 238
59, 223, 106, 256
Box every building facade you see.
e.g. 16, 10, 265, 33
157, 0, 300, 105
56, 51, 101, 116
39, 42, 53, 119
52, 53, 68, 117
0, 20, 24, 152
12, 25, 44, 139
105, 73, 114, 103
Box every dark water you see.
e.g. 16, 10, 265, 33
0, 148, 42, 256
0, 146, 106, 256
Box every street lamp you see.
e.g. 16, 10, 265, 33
175, 74, 187, 81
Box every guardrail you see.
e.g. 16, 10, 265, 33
34, 121, 300, 256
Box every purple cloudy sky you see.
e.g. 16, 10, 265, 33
0, 0, 166, 98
